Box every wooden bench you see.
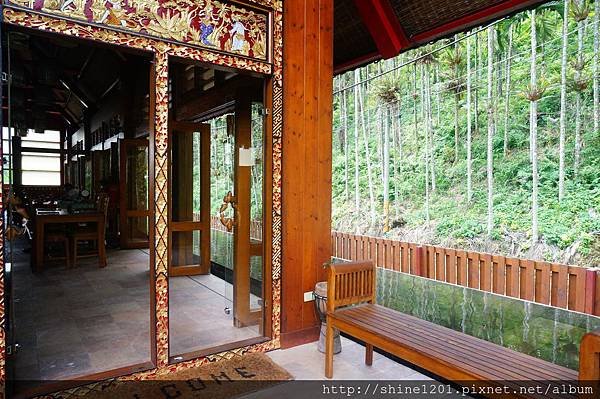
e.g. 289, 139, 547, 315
325, 261, 600, 395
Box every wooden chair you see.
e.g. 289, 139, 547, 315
44, 228, 70, 268
71, 194, 109, 267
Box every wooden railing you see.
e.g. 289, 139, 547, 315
332, 231, 600, 316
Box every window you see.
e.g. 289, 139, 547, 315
21, 130, 61, 186
2, 128, 62, 186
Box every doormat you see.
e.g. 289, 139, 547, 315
53, 353, 293, 399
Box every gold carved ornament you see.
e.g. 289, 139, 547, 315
219, 191, 237, 232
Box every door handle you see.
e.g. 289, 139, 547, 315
219, 191, 237, 232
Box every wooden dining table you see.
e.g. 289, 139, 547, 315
32, 210, 106, 271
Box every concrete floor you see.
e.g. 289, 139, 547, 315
11, 246, 262, 383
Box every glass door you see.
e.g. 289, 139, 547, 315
168, 100, 266, 359
119, 138, 150, 248
168, 121, 211, 276
231, 97, 263, 329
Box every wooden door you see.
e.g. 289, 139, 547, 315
168, 121, 211, 276
119, 138, 150, 249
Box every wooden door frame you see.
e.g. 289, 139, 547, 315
1, 1, 284, 394
119, 138, 151, 249
0, 36, 159, 398
167, 120, 211, 276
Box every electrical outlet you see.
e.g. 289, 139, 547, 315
303, 291, 314, 302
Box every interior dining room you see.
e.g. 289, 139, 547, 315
2, 22, 269, 397
3, 26, 154, 394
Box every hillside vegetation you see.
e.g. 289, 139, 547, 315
332, 0, 600, 267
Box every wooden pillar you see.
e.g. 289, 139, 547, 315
233, 94, 255, 327
12, 136, 21, 188
281, 0, 333, 347
152, 51, 169, 368
59, 130, 65, 186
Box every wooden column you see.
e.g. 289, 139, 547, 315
12, 136, 21, 188
281, 0, 334, 347
233, 94, 255, 327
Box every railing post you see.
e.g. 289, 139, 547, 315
415, 246, 425, 277
584, 269, 597, 315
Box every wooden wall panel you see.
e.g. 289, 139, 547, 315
281, 0, 334, 347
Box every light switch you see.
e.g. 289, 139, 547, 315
303, 291, 314, 302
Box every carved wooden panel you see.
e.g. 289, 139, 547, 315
6, 0, 269, 60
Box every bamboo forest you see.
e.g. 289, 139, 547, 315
332, 0, 600, 268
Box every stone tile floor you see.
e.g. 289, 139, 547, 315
267, 336, 429, 380
240, 337, 434, 398
10, 246, 262, 385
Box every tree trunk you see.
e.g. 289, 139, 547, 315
574, 16, 584, 175
358, 83, 377, 225
595, 0, 599, 136
395, 102, 402, 215
530, 10, 539, 244
413, 64, 419, 143
422, 63, 431, 222
435, 64, 441, 127
428, 62, 436, 193
474, 32, 480, 138
343, 89, 349, 202
454, 92, 460, 164
486, 27, 495, 237
503, 24, 513, 158
454, 34, 460, 163
383, 107, 390, 232
559, 1, 569, 201
467, 33, 473, 203
353, 69, 360, 211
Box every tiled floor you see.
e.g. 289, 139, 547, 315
12, 248, 151, 382
169, 274, 261, 356
11, 245, 262, 385
240, 337, 433, 398
267, 336, 430, 380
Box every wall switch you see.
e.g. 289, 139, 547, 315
303, 291, 314, 302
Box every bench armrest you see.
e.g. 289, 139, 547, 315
327, 261, 376, 313
580, 328, 600, 380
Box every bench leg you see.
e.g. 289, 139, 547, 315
365, 343, 373, 366
325, 317, 334, 378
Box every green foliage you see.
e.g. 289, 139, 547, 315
332, 0, 600, 264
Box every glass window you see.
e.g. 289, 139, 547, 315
17, 129, 62, 186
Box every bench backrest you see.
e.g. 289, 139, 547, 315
580, 329, 600, 381
327, 261, 376, 312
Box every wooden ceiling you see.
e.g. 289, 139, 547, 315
2, 29, 149, 134
334, 0, 547, 73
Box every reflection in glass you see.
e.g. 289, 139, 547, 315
249, 103, 264, 317
126, 146, 148, 211
172, 230, 201, 267
169, 99, 266, 358
172, 131, 202, 222
376, 268, 600, 370
127, 216, 149, 243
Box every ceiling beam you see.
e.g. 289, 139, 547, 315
353, 0, 410, 59
334, 0, 547, 74
175, 76, 262, 121
334, 51, 381, 75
